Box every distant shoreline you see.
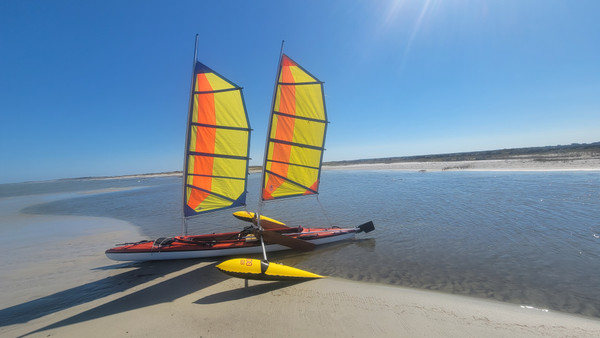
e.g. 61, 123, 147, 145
8, 143, 599, 184
326, 142, 600, 166
49, 157, 600, 183
86, 155, 600, 181
323, 157, 600, 172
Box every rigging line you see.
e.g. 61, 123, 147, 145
187, 215, 243, 229
316, 195, 334, 227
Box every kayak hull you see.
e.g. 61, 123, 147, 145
105, 228, 356, 262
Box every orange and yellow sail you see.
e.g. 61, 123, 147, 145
184, 62, 250, 216
262, 54, 327, 201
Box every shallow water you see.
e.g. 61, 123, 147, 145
4, 170, 600, 317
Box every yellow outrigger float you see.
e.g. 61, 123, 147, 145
217, 258, 323, 281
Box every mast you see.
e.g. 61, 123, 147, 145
256, 40, 285, 260
181, 34, 199, 236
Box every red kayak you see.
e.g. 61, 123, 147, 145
105, 221, 374, 261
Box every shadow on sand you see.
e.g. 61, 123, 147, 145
195, 280, 304, 305
20, 262, 227, 336
0, 260, 217, 328
11, 259, 308, 337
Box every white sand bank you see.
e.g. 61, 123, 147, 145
324, 157, 600, 172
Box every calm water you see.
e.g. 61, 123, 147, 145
6, 170, 600, 317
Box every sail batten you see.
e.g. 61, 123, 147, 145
266, 158, 321, 169
264, 170, 319, 193
190, 122, 251, 131
183, 60, 250, 217
193, 87, 241, 94
272, 110, 327, 123
262, 54, 327, 201
187, 174, 247, 180
278, 81, 323, 85
186, 185, 239, 203
187, 151, 249, 160
267, 138, 325, 151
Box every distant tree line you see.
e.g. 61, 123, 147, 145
324, 141, 600, 166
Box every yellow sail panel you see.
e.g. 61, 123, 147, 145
269, 114, 326, 149
262, 54, 327, 201
275, 83, 324, 120
195, 72, 234, 91
184, 62, 250, 217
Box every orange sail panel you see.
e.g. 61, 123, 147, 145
262, 55, 327, 201
184, 62, 250, 216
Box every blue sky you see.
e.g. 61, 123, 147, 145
1, 0, 599, 183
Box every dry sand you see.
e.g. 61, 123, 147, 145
3, 168, 600, 337
4, 260, 600, 338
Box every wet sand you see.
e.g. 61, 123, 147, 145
0, 191, 144, 311
2, 178, 600, 337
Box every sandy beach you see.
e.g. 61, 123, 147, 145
2, 165, 600, 337
4, 260, 600, 338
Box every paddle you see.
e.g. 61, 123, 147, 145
251, 228, 316, 251
356, 221, 375, 233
